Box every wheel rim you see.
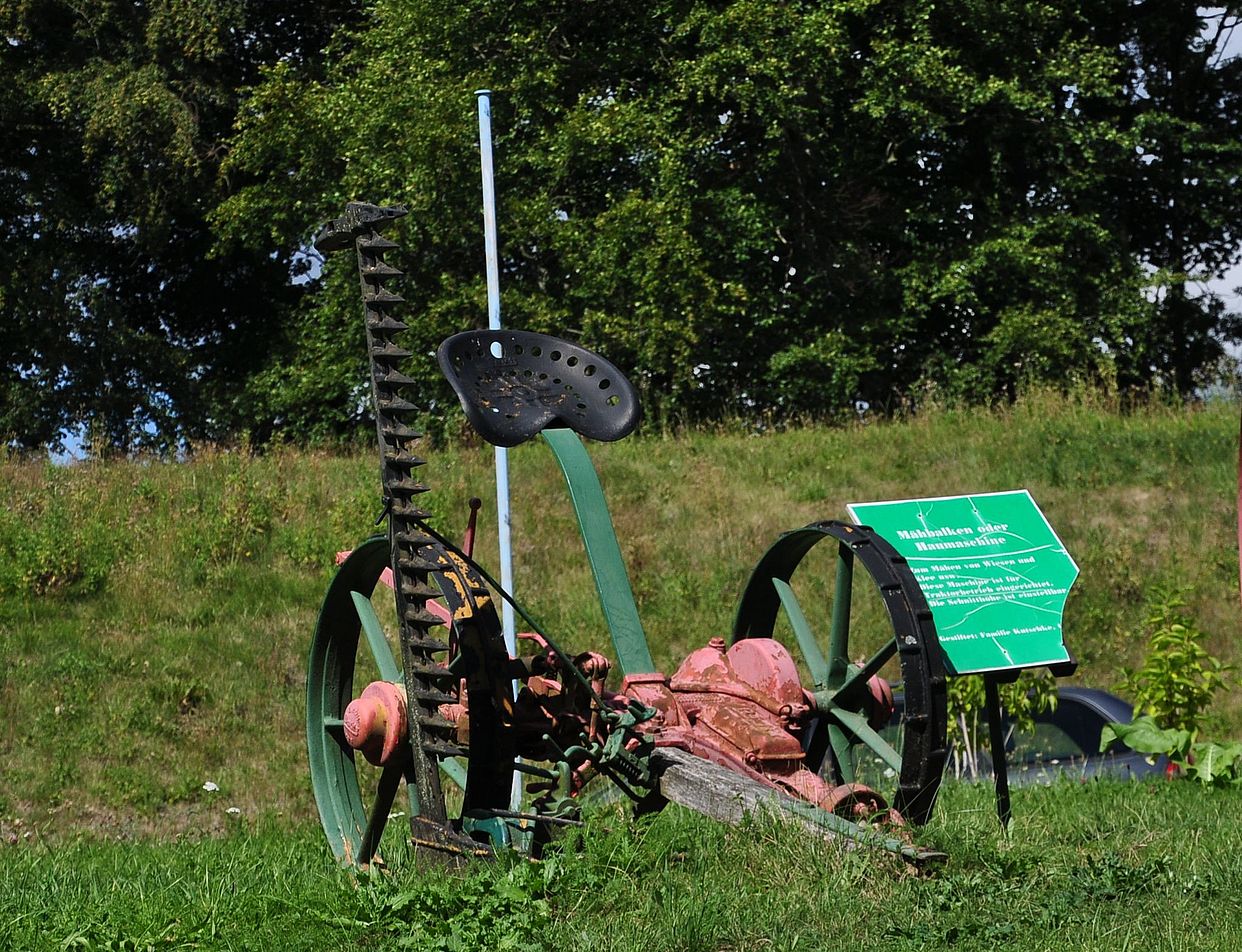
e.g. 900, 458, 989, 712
733, 521, 948, 825
307, 537, 515, 866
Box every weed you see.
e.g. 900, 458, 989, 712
323, 857, 550, 951
1123, 586, 1232, 739
0, 471, 115, 596
1101, 716, 1242, 787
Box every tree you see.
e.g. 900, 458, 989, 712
9, 1, 1240, 449
215, 0, 1242, 437
1110, 4, 1242, 393
0, 0, 360, 452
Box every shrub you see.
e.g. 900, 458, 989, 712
0, 469, 115, 596
1122, 587, 1230, 740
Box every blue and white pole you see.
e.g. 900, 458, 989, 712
475, 90, 518, 665
476, 89, 523, 815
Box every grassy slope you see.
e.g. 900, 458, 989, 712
0, 394, 1238, 833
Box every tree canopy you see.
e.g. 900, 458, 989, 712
1, 0, 360, 451
5, 0, 1241, 450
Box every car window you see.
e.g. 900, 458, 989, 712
1011, 722, 1089, 763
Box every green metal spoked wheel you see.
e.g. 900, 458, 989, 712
306, 536, 515, 867
733, 521, 948, 824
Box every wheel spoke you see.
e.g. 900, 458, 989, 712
324, 719, 353, 756
359, 762, 404, 866
827, 722, 855, 784
833, 638, 897, 705
826, 544, 853, 685
352, 590, 402, 683
828, 706, 903, 774
441, 757, 467, 790
772, 578, 830, 688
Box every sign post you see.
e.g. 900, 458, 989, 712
847, 490, 1078, 829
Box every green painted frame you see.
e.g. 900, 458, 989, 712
540, 428, 656, 675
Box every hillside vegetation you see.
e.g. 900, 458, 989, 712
0, 393, 1238, 836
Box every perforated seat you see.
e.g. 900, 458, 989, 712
437, 330, 641, 447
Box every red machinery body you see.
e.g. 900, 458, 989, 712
622, 637, 896, 821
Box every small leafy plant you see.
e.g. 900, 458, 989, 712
0, 471, 115, 596
1101, 716, 1242, 787
1102, 587, 1238, 786
1122, 587, 1230, 741
320, 858, 551, 951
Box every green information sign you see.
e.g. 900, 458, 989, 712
846, 491, 1077, 676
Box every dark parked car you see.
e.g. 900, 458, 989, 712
854, 687, 1167, 786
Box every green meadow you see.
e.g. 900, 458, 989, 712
1, 393, 1239, 949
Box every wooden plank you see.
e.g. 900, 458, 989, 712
651, 748, 944, 865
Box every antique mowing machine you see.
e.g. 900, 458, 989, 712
306, 202, 949, 868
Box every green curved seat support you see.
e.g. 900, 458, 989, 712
540, 428, 656, 675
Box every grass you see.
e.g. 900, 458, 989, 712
2, 781, 1240, 950
0, 392, 1239, 947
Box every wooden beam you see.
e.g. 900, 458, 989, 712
651, 748, 945, 866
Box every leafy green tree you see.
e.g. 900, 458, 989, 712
8, 0, 1240, 448
1109, 4, 1242, 393
216, 0, 1242, 438
0, 0, 360, 451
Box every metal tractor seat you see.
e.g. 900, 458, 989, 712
437, 329, 640, 448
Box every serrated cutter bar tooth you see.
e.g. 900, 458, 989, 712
406, 636, 451, 652
382, 423, 421, 440
378, 395, 419, 413
367, 316, 410, 332
394, 535, 436, 550
387, 477, 428, 495
400, 580, 438, 598
395, 532, 437, 549
364, 289, 406, 305
361, 262, 404, 279
385, 453, 426, 470
372, 343, 414, 360
398, 582, 442, 602
356, 235, 400, 252
378, 369, 418, 387
405, 608, 449, 628
418, 714, 457, 732
405, 671, 453, 691
422, 742, 466, 758
389, 501, 431, 520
